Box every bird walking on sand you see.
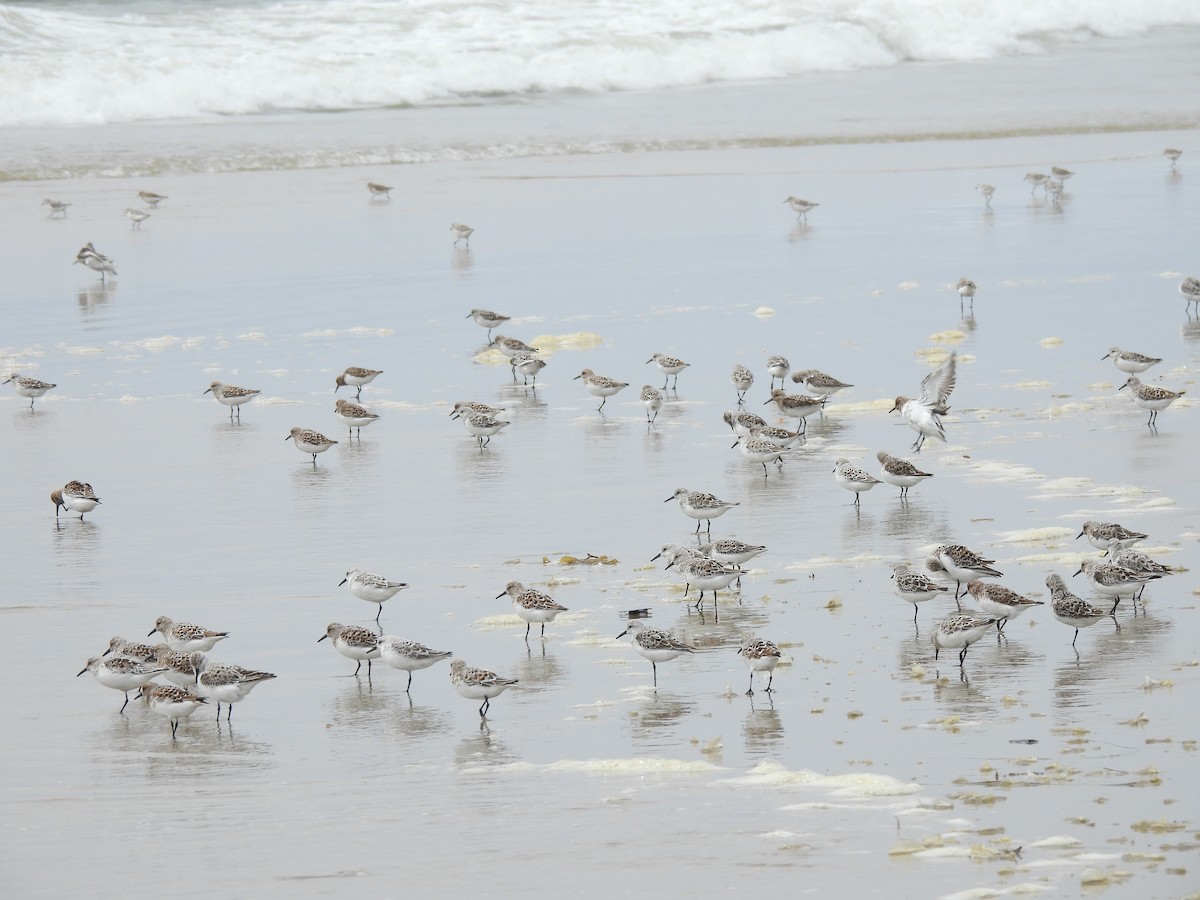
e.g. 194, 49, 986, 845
965, 580, 1043, 632
339, 567, 408, 622
334, 366, 382, 399
334, 398, 380, 438
832, 458, 880, 505
451, 222, 474, 246
574, 369, 628, 411
204, 381, 260, 420
766, 356, 790, 389
956, 277, 977, 311
932, 544, 1002, 604
42, 198, 71, 217
497, 581, 568, 640
646, 352, 689, 390
450, 659, 518, 717
378, 637, 453, 692
790, 369, 852, 399
876, 450, 933, 500
890, 352, 956, 451
975, 183, 995, 208
74, 243, 116, 281
890, 563, 950, 623
5, 373, 56, 409
616, 621, 694, 688
665, 487, 738, 536
640, 385, 663, 423
138, 191, 167, 208
1119, 376, 1185, 428
1102, 347, 1161, 374
1164, 148, 1182, 170
932, 614, 998, 667
738, 638, 781, 695
286, 427, 338, 464
467, 308, 510, 338
124, 208, 150, 229
1047, 573, 1117, 647
783, 196, 818, 223
367, 182, 392, 200
52, 480, 101, 520
1180, 276, 1200, 315
731, 364, 754, 403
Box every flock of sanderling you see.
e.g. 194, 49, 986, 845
27, 160, 1195, 734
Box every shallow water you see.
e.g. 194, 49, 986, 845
3, 63, 1200, 900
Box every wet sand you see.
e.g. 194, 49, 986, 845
2, 130, 1198, 896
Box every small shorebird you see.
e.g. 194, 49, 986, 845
738, 638, 782, 695
724, 409, 767, 437
73, 242, 116, 281
488, 335, 538, 357
1077, 520, 1146, 555
510, 351, 546, 386
1102, 347, 1161, 374
1047, 573, 1117, 647
616, 621, 693, 688
1180, 276, 1200, 315
1074, 559, 1160, 612
450, 222, 474, 246
783, 196, 819, 223
790, 368, 853, 399
932, 614, 998, 667
450, 659, 517, 717
339, 567, 408, 622
890, 563, 951, 623
124, 208, 150, 229
463, 412, 509, 449
832, 458, 880, 505
334, 398, 380, 437
51, 480, 101, 520
137, 682, 207, 738
497, 581, 569, 640
1119, 376, 1185, 428
467, 308, 510, 338
640, 385, 663, 423
318, 623, 380, 676
367, 182, 392, 200
733, 433, 790, 477
766, 355, 790, 388
731, 364, 754, 403
975, 183, 995, 208
764, 388, 824, 434
665, 487, 738, 535
956, 277, 977, 310
203, 381, 260, 419
4, 373, 56, 409
334, 366, 382, 399
138, 191, 167, 208
148, 616, 229, 653
1023, 172, 1048, 195
890, 351, 956, 451
876, 450, 933, 500
1164, 148, 1182, 169
286, 426, 338, 464
646, 352, 689, 390
377, 637, 453, 692
42, 198, 71, 217
1050, 166, 1073, 182
932, 544, 1002, 604
192, 652, 276, 722
78, 656, 167, 712
965, 580, 1043, 632
574, 368, 628, 411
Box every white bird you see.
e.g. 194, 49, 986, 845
466, 308, 509, 338
1163, 148, 1182, 169
51, 480, 101, 520
73, 243, 116, 281
890, 563, 951, 623
191, 652, 277, 721
615, 621, 693, 688
876, 450, 933, 500
730, 364, 754, 403
1179, 276, 1200, 315
377, 637, 453, 692
450, 222, 474, 246
367, 181, 392, 199
497, 581, 569, 640
1119, 376, 1185, 428
574, 368, 628, 411
738, 638, 782, 695
975, 183, 995, 208
640, 385, 663, 423
286, 426, 338, 463
646, 352, 689, 390
42, 198, 71, 217
463, 413, 510, 449
339, 568, 408, 622
138, 190, 168, 207
766, 355, 790, 389
137, 682, 208, 738
931, 614, 998, 666
334, 398, 380, 438
1047, 573, 1116, 647
890, 352, 956, 451
832, 457, 880, 505
124, 208, 150, 229
318, 623, 381, 676
1101, 347, 1161, 374
955, 277, 977, 310
77, 656, 167, 712
783, 196, 819, 222
449, 659, 518, 717
204, 381, 260, 419
5, 373, 56, 409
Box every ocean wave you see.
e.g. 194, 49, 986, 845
2, 0, 1198, 127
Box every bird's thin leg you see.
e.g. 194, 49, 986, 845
746, 671, 754, 696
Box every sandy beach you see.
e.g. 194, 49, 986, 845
2, 9, 1199, 897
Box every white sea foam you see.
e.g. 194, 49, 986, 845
2, 0, 1197, 128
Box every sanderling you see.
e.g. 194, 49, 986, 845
764, 389, 824, 433
646, 353, 689, 390
1047, 573, 1116, 647
783, 196, 819, 223
1023, 172, 1048, 195
463, 412, 509, 449
467, 308, 509, 338
511, 351, 546, 386
665, 487, 738, 535
102, 637, 159, 663
1074, 558, 1160, 611
192, 652, 277, 721
287, 427, 338, 463
615, 621, 694, 688
767, 356, 790, 389
1045, 178, 1064, 202
790, 369, 853, 399
641, 385, 664, 423
574, 368, 628, 410
1182, 277, 1200, 315
933, 544, 1002, 603
77, 656, 167, 712
890, 351, 956, 451
931, 613, 998, 666
138, 191, 167, 208
203, 381, 260, 419
832, 458, 880, 505
965, 580, 1044, 631
154, 644, 202, 688
1050, 166, 1073, 182
149, 616, 229, 653
876, 451, 933, 500
738, 638, 781, 695
340, 568, 408, 622
318, 623, 381, 676
124, 208, 150, 229
450, 659, 517, 717
4, 373, 56, 409
1077, 521, 1146, 555
449, 400, 506, 420
497, 581, 569, 640
956, 277, 977, 310
1119, 376, 1185, 427
42, 199, 71, 217
51, 480, 101, 520
731, 364, 754, 403
975, 183, 995, 208
650, 543, 705, 566
334, 367, 383, 399
699, 539, 767, 568
733, 434, 789, 477
488, 335, 538, 357
724, 409, 768, 437
377, 637, 453, 692
73, 243, 116, 281
747, 423, 804, 449
137, 682, 207, 738
1102, 347, 1161, 374
450, 222, 474, 246
1111, 547, 1175, 592
890, 563, 951, 623
367, 182, 392, 199
334, 398, 380, 438
663, 547, 743, 608
1164, 148, 1182, 169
